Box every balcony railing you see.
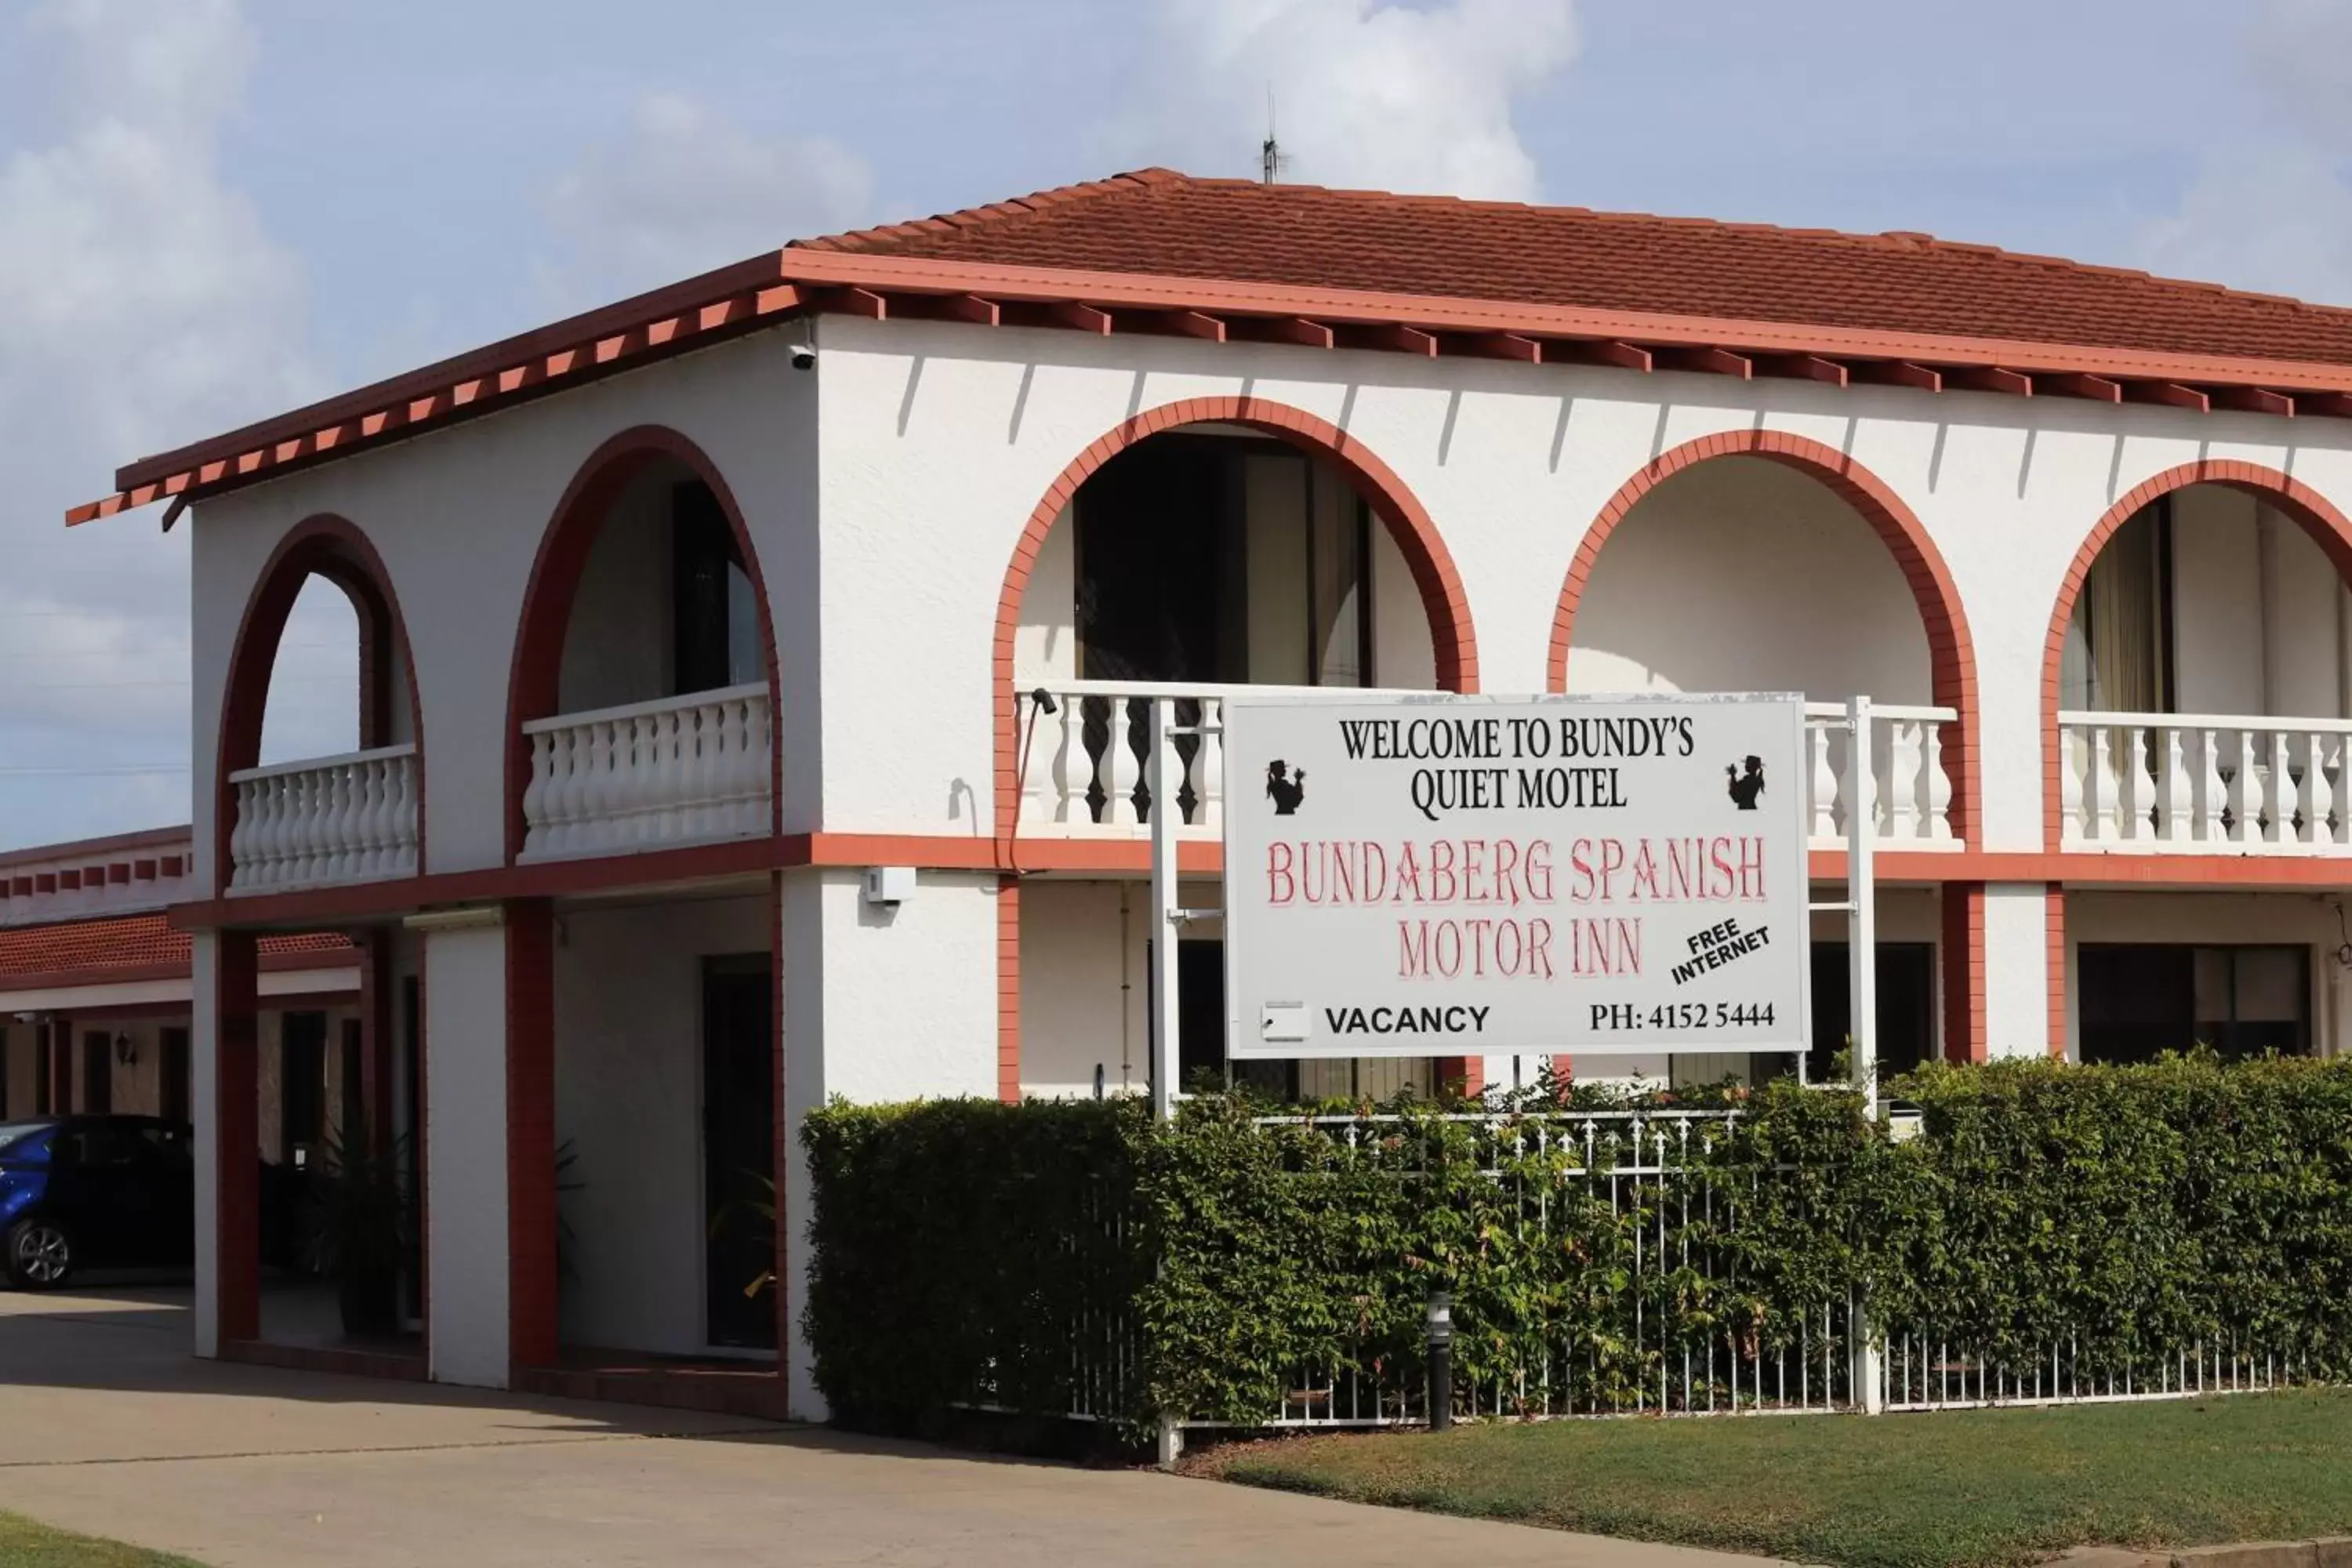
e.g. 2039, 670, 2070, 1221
520, 682, 771, 862
1014, 683, 1961, 849
228, 744, 419, 893
1802, 702, 1962, 851
2059, 712, 2352, 853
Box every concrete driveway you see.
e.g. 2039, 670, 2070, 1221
0, 1287, 1786, 1567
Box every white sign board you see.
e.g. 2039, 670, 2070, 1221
1222, 694, 1809, 1059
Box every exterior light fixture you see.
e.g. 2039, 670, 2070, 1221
113, 1032, 136, 1067
1425, 1290, 1454, 1432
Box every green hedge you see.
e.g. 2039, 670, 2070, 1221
800, 1055, 2352, 1438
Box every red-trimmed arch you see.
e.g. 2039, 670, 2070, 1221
1545, 429, 1987, 1064
989, 395, 1484, 1100
499, 424, 784, 1383
1547, 428, 1983, 840
502, 424, 784, 865
2038, 459, 2352, 852
215, 512, 425, 894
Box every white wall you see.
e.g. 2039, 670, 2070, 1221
557, 466, 674, 713
554, 891, 768, 1356
419, 913, 510, 1388
780, 865, 999, 1419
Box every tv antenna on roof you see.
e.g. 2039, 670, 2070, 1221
1261, 87, 1287, 185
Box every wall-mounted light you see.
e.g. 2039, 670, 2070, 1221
114, 1031, 136, 1066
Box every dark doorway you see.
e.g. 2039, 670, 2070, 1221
161, 1028, 191, 1127
280, 1011, 328, 1171
1804, 942, 1937, 1083
34, 1026, 54, 1116
79, 1033, 113, 1116
1171, 937, 1293, 1100
0, 1029, 8, 1119
672, 481, 760, 695
702, 956, 775, 1350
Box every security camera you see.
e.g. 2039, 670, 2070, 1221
789, 342, 816, 371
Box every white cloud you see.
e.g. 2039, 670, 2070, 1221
2134, 0, 2352, 307
0, 0, 350, 844
1116, 0, 1577, 201
538, 92, 875, 306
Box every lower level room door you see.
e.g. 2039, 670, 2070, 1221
702, 956, 776, 1350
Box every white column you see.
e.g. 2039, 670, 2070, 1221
190, 929, 223, 1360
781, 869, 827, 1424
1980, 884, 2053, 1059
412, 906, 512, 1389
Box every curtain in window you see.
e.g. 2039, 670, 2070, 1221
2079, 506, 2162, 713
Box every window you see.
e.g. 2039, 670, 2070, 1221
80, 1032, 112, 1116
2078, 943, 2310, 1064
672, 481, 760, 695
2061, 499, 2176, 713
160, 1029, 191, 1127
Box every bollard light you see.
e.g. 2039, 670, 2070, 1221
1425, 1290, 1454, 1432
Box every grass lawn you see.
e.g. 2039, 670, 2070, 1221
1196, 1389, 2352, 1568
0, 1512, 201, 1568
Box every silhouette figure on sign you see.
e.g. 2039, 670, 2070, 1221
1266, 760, 1308, 815
1726, 756, 1766, 810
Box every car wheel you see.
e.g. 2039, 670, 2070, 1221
5, 1217, 74, 1290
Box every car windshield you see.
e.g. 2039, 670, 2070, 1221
0, 1121, 56, 1152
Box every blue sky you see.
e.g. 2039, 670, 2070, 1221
3, 0, 2350, 849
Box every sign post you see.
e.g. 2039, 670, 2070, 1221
1149, 697, 1181, 1122
1222, 694, 1811, 1068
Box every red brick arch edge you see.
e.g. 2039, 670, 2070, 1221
1545, 428, 1984, 844
989, 395, 1484, 1101
2038, 459, 2352, 853
1543, 429, 1989, 1065
216, 513, 426, 897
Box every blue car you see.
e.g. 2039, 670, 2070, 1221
1, 1116, 196, 1290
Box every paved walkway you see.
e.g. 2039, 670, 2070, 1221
0, 1287, 1791, 1567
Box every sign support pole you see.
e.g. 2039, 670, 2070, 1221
1149, 697, 1180, 1123
1845, 694, 1885, 1414
1846, 694, 1878, 1120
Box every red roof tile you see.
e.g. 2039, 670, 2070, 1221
0, 916, 351, 982
802, 169, 2352, 367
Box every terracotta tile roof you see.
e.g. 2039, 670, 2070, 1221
0, 916, 351, 982
801, 169, 2352, 368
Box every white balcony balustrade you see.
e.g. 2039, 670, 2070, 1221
1802, 702, 1962, 851
228, 744, 419, 893
520, 683, 772, 862
1014, 684, 1960, 849
2058, 713, 2352, 853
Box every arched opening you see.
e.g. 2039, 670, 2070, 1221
2045, 463, 2352, 1067
1000, 398, 1479, 1106
216, 517, 422, 895
1552, 432, 1981, 1076
503, 429, 785, 1398
506, 427, 779, 865
210, 514, 423, 1359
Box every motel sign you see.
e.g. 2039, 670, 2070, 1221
1222, 695, 1811, 1060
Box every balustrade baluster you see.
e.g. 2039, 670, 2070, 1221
1888, 720, 1922, 840
2060, 727, 2086, 842
389, 757, 417, 874
582, 721, 614, 855
2088, 728, 2118, 844
747, 694, 774, 833
2159, 728, 2191, 844
2195, 729, 2227, 843
2121, 727, 2152, 841
1809, 720, 1838, 840
1196, 698, 1225, 833
2232, 731, 2259, 844
1923, 720, 1953, 840
229, 780, 257, 888
1103, 698, 1144, 826
2322, 733, 2347, 846
1051, 691, 1084, 824
730, 697, 761, 837
2271, 730, 2301, 846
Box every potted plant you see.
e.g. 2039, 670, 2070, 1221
310, 1122, 411, 1339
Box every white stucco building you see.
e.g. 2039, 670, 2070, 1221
65, 168, 2352, 1420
